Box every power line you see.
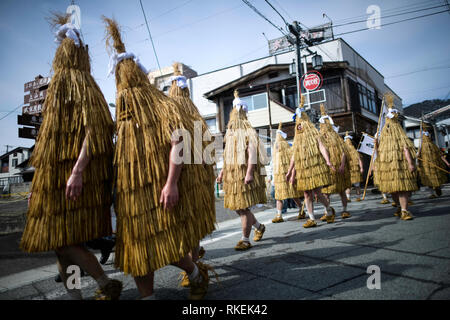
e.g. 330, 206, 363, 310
385, 65, 450, 79
271, 0, 293, 22
264, 0, 289, 27
334, 9, 449, 37
139, 0, 162, 75
241, 0, 287, 36
333, 4, 447, 28
0, 105, 23, 121
332, 0, 443, 24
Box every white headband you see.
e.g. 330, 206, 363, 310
170, 75, 187, 89
423, 131, 430, 137
344, 135, 353, 140
386, 108, 399, 119
333, 125, 339, 133
108, 52, 148, 77
55, 23, 80, 47
319, 115, 335, 125
295, 107, 305, 117
276, 129, 287, 139
233, 98, 248, 112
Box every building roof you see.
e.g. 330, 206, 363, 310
203, 61, 348, 100
203, 64, 289, 99
0, 147, 30, 161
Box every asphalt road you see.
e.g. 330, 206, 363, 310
1, 185, 449, 300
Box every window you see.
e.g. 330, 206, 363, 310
205, 118, 217, 133
12, 159, 18, 167
358, 84, 377, 114
241, 93, 268, 112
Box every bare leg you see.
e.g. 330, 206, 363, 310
134, 273, 155, 298
276, 200, 283, 211
398, 192, 409, 211
191, 244, 200, 263
304, 191, 315, 220
345, 188, 351, 200
237, 209, 257, 238
55, 245, 105, 279
339, 191, 348, 210
314, 188, 331, 214
391, 192, 399, 206
293, 198, 302, 207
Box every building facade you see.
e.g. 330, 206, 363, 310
0, 147, 31, 189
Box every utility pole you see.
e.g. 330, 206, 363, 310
288, 21, 303, 106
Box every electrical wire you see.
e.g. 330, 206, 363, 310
333, 4, 447, 28
332, 0, 443, 24
139, 0, 162, 75
334, 9, 449, 36
0, 105, 23, 121
241, 0, 287, 36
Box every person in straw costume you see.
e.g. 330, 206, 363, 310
417, 122, 449, 199
272, 122, 304, 223
286, 96, 336, 228
317, 104, 352, 220
374, 93, 418, 220
216, 90, 267, 251
103, 17, 216, 300
343, 131, 364, 202
20, 13, 122, 300
168, 62, 213, 287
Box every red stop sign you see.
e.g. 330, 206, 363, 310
302, 71, 322, 91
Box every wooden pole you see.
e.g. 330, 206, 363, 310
362, 97, 385, 200
417, 156, 450, 174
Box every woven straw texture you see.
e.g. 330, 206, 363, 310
344, 138, 363, 184
375, 115, 418, 193
319, 119, 351, 194
273, 124, 303, 200
20, 27, 114, 252
292, 111, 331, 191
222, 107, 267, 210
105, 18, 215, 277
418, 134, 447, 187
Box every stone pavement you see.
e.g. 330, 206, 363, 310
0, 185, 449, 300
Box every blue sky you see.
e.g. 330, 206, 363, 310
0, 0, 449, 152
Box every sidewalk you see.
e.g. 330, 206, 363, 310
1, 186, 449, 300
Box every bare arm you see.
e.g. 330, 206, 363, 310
286, 154, 296, 184
442, 155, 450, 168
66, 137, 90, 201
216, 168, 224, 184
404, 146, 415, 172
245, 142, 256, 184
318, 137, 335, 171
160, 140, 184, 210
358, 156, 364, 174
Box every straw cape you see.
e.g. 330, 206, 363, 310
292, 97, 331, 191
418, 124, 448, 188
318, 104, 351, 194
273, 123, 302, 200
222, 90, 267, 211
20, 13, 115, 252
168, 62, 215, 166
344, 132, 363, 184
104, 17, 215, 277
375, 94, 418, 193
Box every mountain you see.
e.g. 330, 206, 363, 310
403, 99, 450, 118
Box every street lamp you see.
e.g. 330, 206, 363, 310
312, 54, 323, 70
